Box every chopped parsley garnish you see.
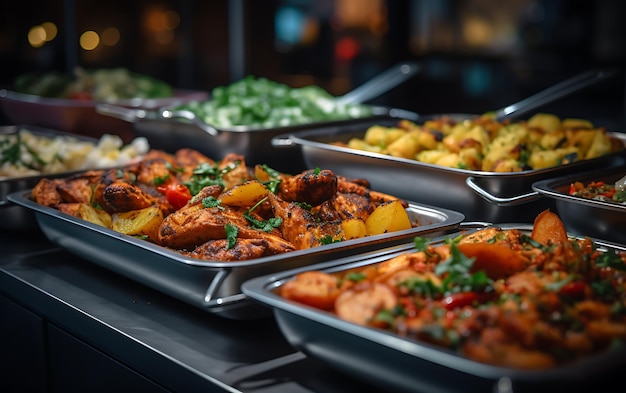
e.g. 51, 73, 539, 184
153, 174, 170, 186
244, 212, 282, 232
257, 164, 282, 193
320, 235, 341, 245
435, 240, 493, 293
184, 160, 240, 195
202, 196, 224, 209
224, 223, 238, 249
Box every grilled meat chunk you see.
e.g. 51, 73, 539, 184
268, 193, 343, 249
277, 168, 337, 206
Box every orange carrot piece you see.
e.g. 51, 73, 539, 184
457, 243, 527, 280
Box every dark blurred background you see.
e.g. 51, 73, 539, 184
1, 0, 625, 129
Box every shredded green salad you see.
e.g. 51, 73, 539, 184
172, 76, 374, 129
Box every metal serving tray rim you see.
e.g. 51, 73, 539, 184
242, 227, 626, 382
7, 190, 464, 269
150, 105, 420, 133
280, 128, 626, 178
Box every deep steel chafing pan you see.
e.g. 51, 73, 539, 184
0, 125, 100, 231
532, 166, 626, 244
242, 225, 626, 393
272, 118, 626, 223
96, 104, 419, 174
7, 189, 464, 319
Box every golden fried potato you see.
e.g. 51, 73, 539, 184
219, 180, 269, 207
365, 200, 411, 235
112, 206, 164, 240
57, 203, 112, 228
341, 218, 367, 240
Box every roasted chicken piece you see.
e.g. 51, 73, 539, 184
174, 148, 215, 182
277, 168, 337, 206
182, 238, 272, 261
31, 178, 65, 207
268, 193, 343, 249
98, 180, 157, 213
337, 177, 408, 208
31, 170, 104, 207
219, 153, 253, 190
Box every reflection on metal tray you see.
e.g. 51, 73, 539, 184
242, 225, 626, 393
272, 118, 626, 223
532, 167, 626, 244
7, 189, 463, 319
0, 125, 100, 231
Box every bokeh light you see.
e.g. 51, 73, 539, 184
101, 27, 120, 46
80, 30, 100, 50
27, 26, 46, 48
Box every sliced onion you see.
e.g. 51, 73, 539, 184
615, 174, 626, 191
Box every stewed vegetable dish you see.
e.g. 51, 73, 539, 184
280, 210, 626, 369
569, 175, 626, 205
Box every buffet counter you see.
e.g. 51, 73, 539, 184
0, 229, 388, 393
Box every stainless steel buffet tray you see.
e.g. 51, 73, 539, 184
272, 118, 626, 223
97, 104, 419, 174
7, 189, 464, 319
0, 125, 100, 231
532, 166, 626, 244
242, 225, 626, 393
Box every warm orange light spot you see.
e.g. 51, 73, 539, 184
101, 27, 120, 46
41, 22, 58, 41
80, 30, 100, 50
28, 25, 46, 48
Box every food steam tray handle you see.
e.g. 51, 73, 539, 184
334, 61, 421, 105
162, 109, 221, 136
466, 176, 541, 206
96, 104, 150, 123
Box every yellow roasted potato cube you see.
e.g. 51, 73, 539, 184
58, 203, 112, 228
112, 206, 164, 240
562, 118, 593, 129
387, 132, 421, 158
527, 113, 561, 132
219, 180, 269, 207
363, 125, 406, 146
365, 200, 412, 235
341, 218, 367, 240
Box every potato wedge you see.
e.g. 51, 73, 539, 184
531, 209, 568, 245
365, 200, 412, 235
58, 203, 112, 228
219, 180, 269, 207
341, 218, 367, 240
112, 206, 164, 240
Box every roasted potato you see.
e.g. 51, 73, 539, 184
365, 200, 411, 235
57, 203, 112, 228
219, 180, 269, 207
111, 206, 164, 240
341, 217, 367, 240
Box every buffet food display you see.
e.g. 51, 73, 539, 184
4, 67, 626, 390
0, 128, 148, 179
335, 113, 619, 172
13, 67, 174, 101
29, 148, 436, 259
242, 210, 626, 392
532, 167, 626, 244
171, 75, 375, 129
8, 147, 463, 318
275, 114, 626, 222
